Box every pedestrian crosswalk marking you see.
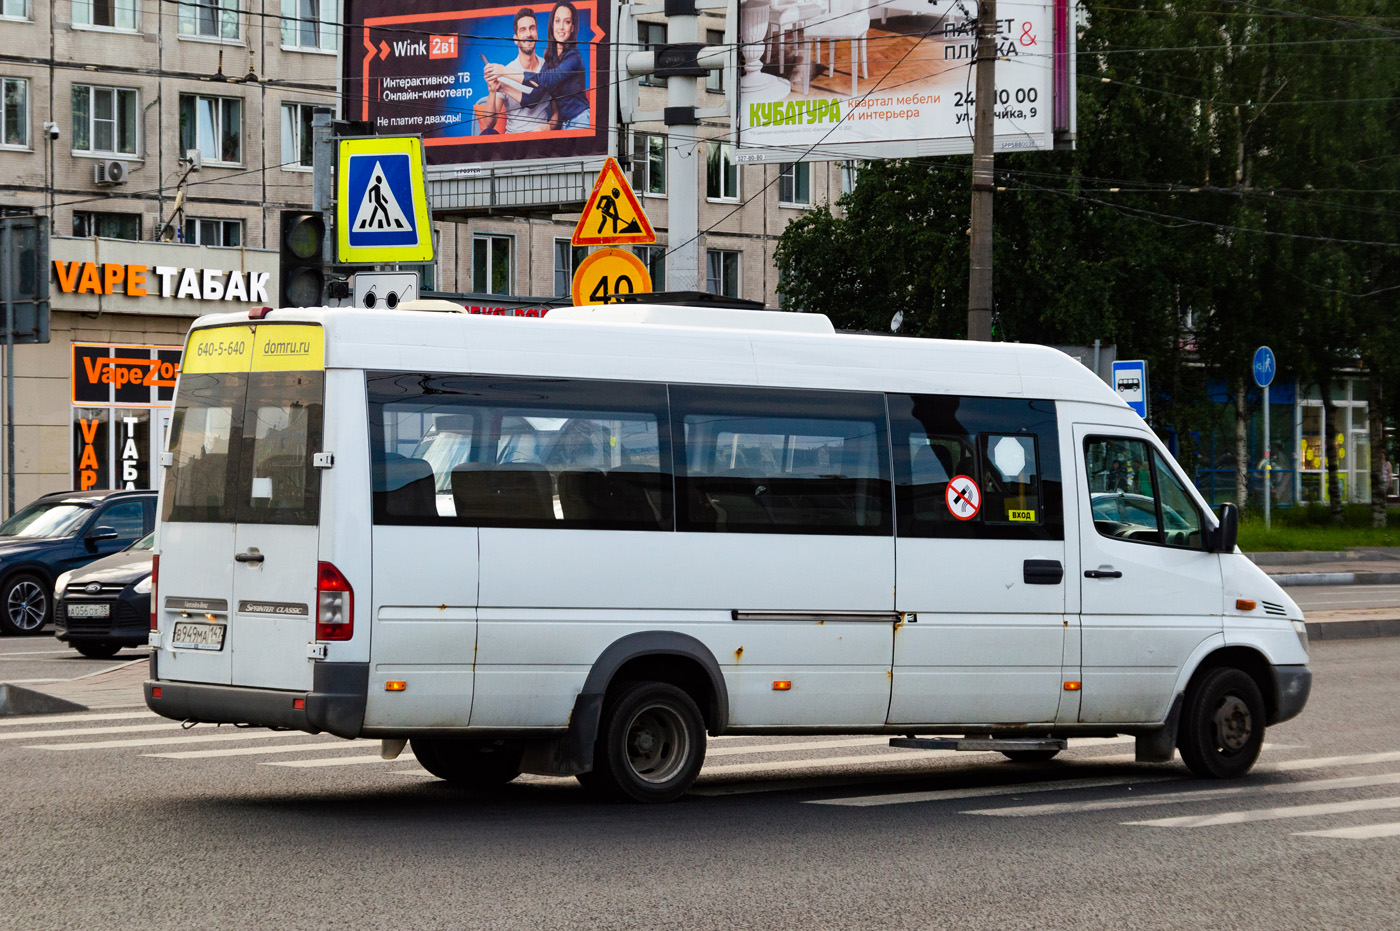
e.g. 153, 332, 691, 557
33, 730, 314, 751
146, 740, 361, 760
0, 722, 173, 741
810, 775, 1175, 808
1294, 820, 1400, 840
1127, 795, 1400, 828
0, 710, 156, 728
266, 754, 400, 768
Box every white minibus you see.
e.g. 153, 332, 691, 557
146, 304, 1311, 802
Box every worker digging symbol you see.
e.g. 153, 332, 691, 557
595, 187, 642, 236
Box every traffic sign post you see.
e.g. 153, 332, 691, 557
571, 249, 653, 305
336, 136, 434, 265
1254, 346, 1277, 530
571, 158, 656, 247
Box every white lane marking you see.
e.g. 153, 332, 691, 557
0, 650, 74, 657
0, 722, 177, 741
810, 776, 1176, 808
145, 741, 364, 759
1268, 750, 1400, 771
0, 711, 157, 728
1127, 796, 1400, 828
1293, 821, 1400, 840
266, 755, 406, 768
32, 730, 316, 751
965, 771, 1400, 817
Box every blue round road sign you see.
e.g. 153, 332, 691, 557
1253, 346, 1276, 388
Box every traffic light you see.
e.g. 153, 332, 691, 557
279, 210, 327, 307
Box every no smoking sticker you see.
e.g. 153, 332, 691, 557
946, 475, 981, 521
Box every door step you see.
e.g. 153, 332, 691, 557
889, 737, 1068, 753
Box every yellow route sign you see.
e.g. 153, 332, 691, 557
571, 157, 657, 247
571, 248, 653, 305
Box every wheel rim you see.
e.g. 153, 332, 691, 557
623, 702, 690, 785
1213, 693, 1253, 753
7, 580, 46, 631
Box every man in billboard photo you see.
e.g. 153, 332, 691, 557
482, 1, 591, 131
479, 8, 553, 135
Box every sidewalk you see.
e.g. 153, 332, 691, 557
1249, 546, 1400, 586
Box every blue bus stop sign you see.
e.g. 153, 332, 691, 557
1253, 346, 1276, 388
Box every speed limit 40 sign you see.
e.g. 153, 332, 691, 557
571, 248, 653, 306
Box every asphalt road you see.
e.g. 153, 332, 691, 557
0, 628, 146, 685
1287, 583, 1400, 615
1, 639, 1398, 931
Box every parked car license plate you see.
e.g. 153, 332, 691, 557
171, 621, 226, 651
67, 603, 111, 618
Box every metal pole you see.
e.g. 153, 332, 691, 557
2, 220, 14, 517
311, 108, 336, 270
665, 3, 701, 293
966, 0, 997, 341
1264, 383, 1271, 530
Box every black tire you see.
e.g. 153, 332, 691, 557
74, 642, 122, 659
1177, 667, 1266, 779
591, 681, 706, 803
410, 738, 523, 787
0, 572, 50, 635
1001, 749, 1061, 763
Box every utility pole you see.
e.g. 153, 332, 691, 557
665, 0, 701, 293
967, 0, 997, 342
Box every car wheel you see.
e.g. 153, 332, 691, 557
1001, 749, 1061, 763
0, 573, 50, 635
1177, 667, 1266, 779
591, 681, 706, 803
74, 642, 122, 659
409, 738, 523, 787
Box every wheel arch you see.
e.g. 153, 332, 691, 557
1179, 643, 1280, 725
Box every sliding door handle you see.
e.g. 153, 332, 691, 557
1084, 568, 1122, 579
1023, 559, 1064, 585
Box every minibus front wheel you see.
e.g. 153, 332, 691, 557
589, 681, 707, 803
1177, 667, 1266, 779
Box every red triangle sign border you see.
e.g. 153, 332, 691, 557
571, 157, 658, 247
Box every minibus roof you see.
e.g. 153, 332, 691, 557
189, 306, 1128, 408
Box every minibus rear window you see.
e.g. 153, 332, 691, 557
162, 373, 244, 523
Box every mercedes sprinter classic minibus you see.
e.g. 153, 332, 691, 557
146, 304, 1311, 802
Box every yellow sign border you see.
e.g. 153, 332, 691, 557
336, 136, 434, 264
571, 248, 654, 305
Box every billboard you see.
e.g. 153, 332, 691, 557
735, 0, 1071, 161
346, 0, 613, 167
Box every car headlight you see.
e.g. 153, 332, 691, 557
134, 574, 152, 595
54, 571, 72, 598
1291, 619, 1309, 653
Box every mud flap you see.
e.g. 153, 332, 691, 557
1135, 692, 1184, 762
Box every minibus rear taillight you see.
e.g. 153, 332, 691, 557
149, 554, 159, 631
316, 561, 354, 641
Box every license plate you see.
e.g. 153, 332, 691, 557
67, 603, 111, 618
171, 621, 226, 651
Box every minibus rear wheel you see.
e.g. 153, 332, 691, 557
1177, 667, 1266, 779
409, 738, 523, 788
591, 681, 707, 803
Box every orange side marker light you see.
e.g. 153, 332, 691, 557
1063, 681, 1082, 691
1236, 599, 1258, 611
385, 681, 407, 692
772, 680, 792, 691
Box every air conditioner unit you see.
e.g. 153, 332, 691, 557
94, 160, 128, 185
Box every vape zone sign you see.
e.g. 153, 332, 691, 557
71, 343, 183, 492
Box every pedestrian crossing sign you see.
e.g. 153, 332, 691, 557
336, 136, 434, 264
571, 157, 656, 247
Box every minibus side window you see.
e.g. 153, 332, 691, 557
888, 394, 1062, 541
1153, 451, 1205, 548
161, 372, 245, 523
1084, 437, 1201, 547
670, 386, 891, 535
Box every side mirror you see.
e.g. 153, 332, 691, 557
1213, 503, 1239, 553
86, 526, 120, 543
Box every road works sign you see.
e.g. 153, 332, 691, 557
337, 137, 434, 264
571, 157, 656, 247
571, 248, 652, 305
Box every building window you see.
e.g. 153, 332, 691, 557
73, 212, 141, 240
179, 94, 242, 165
1, 78, 26, 148
640, 22, 667, 87
73, 0, 138, 29
553, 239, 586, 297
72, 85, 137, 156
634, 245, 666, 292
705, 141, 739, 201
0, 1, 31, 20
281, 0, 340, 51
179, 0, 239, 39
280, 103, 315, 169
473, 235, 513, 295
183, 218, 242, 246
705, 29, 725, 93
706, 249, 739, 298
840, 160, 861, 195
634, 132, 665, 196
779, 162, 810, 206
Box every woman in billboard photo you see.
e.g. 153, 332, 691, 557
526, 1, 590, 130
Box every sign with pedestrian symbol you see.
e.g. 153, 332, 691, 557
946, 475, 981, 521
571, 157, 656, 247
336, 136, 434, 264
1253, 346, 1276, 388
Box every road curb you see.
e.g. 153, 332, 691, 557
0, 683, 89, 717
1306, 619, 1400, 641
1272, 571, 1400, 586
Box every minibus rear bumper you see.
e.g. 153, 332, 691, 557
144, 661, 368, 739
1271, 664, 1311, 725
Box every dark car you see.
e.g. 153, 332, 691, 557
54, 532, 154, 658
0, 490, 155, 636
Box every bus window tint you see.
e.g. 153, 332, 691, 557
983, 434, 1040, 524
238, 372, 323, 525
162, 372, 244, 523
670, 386, 890, 535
